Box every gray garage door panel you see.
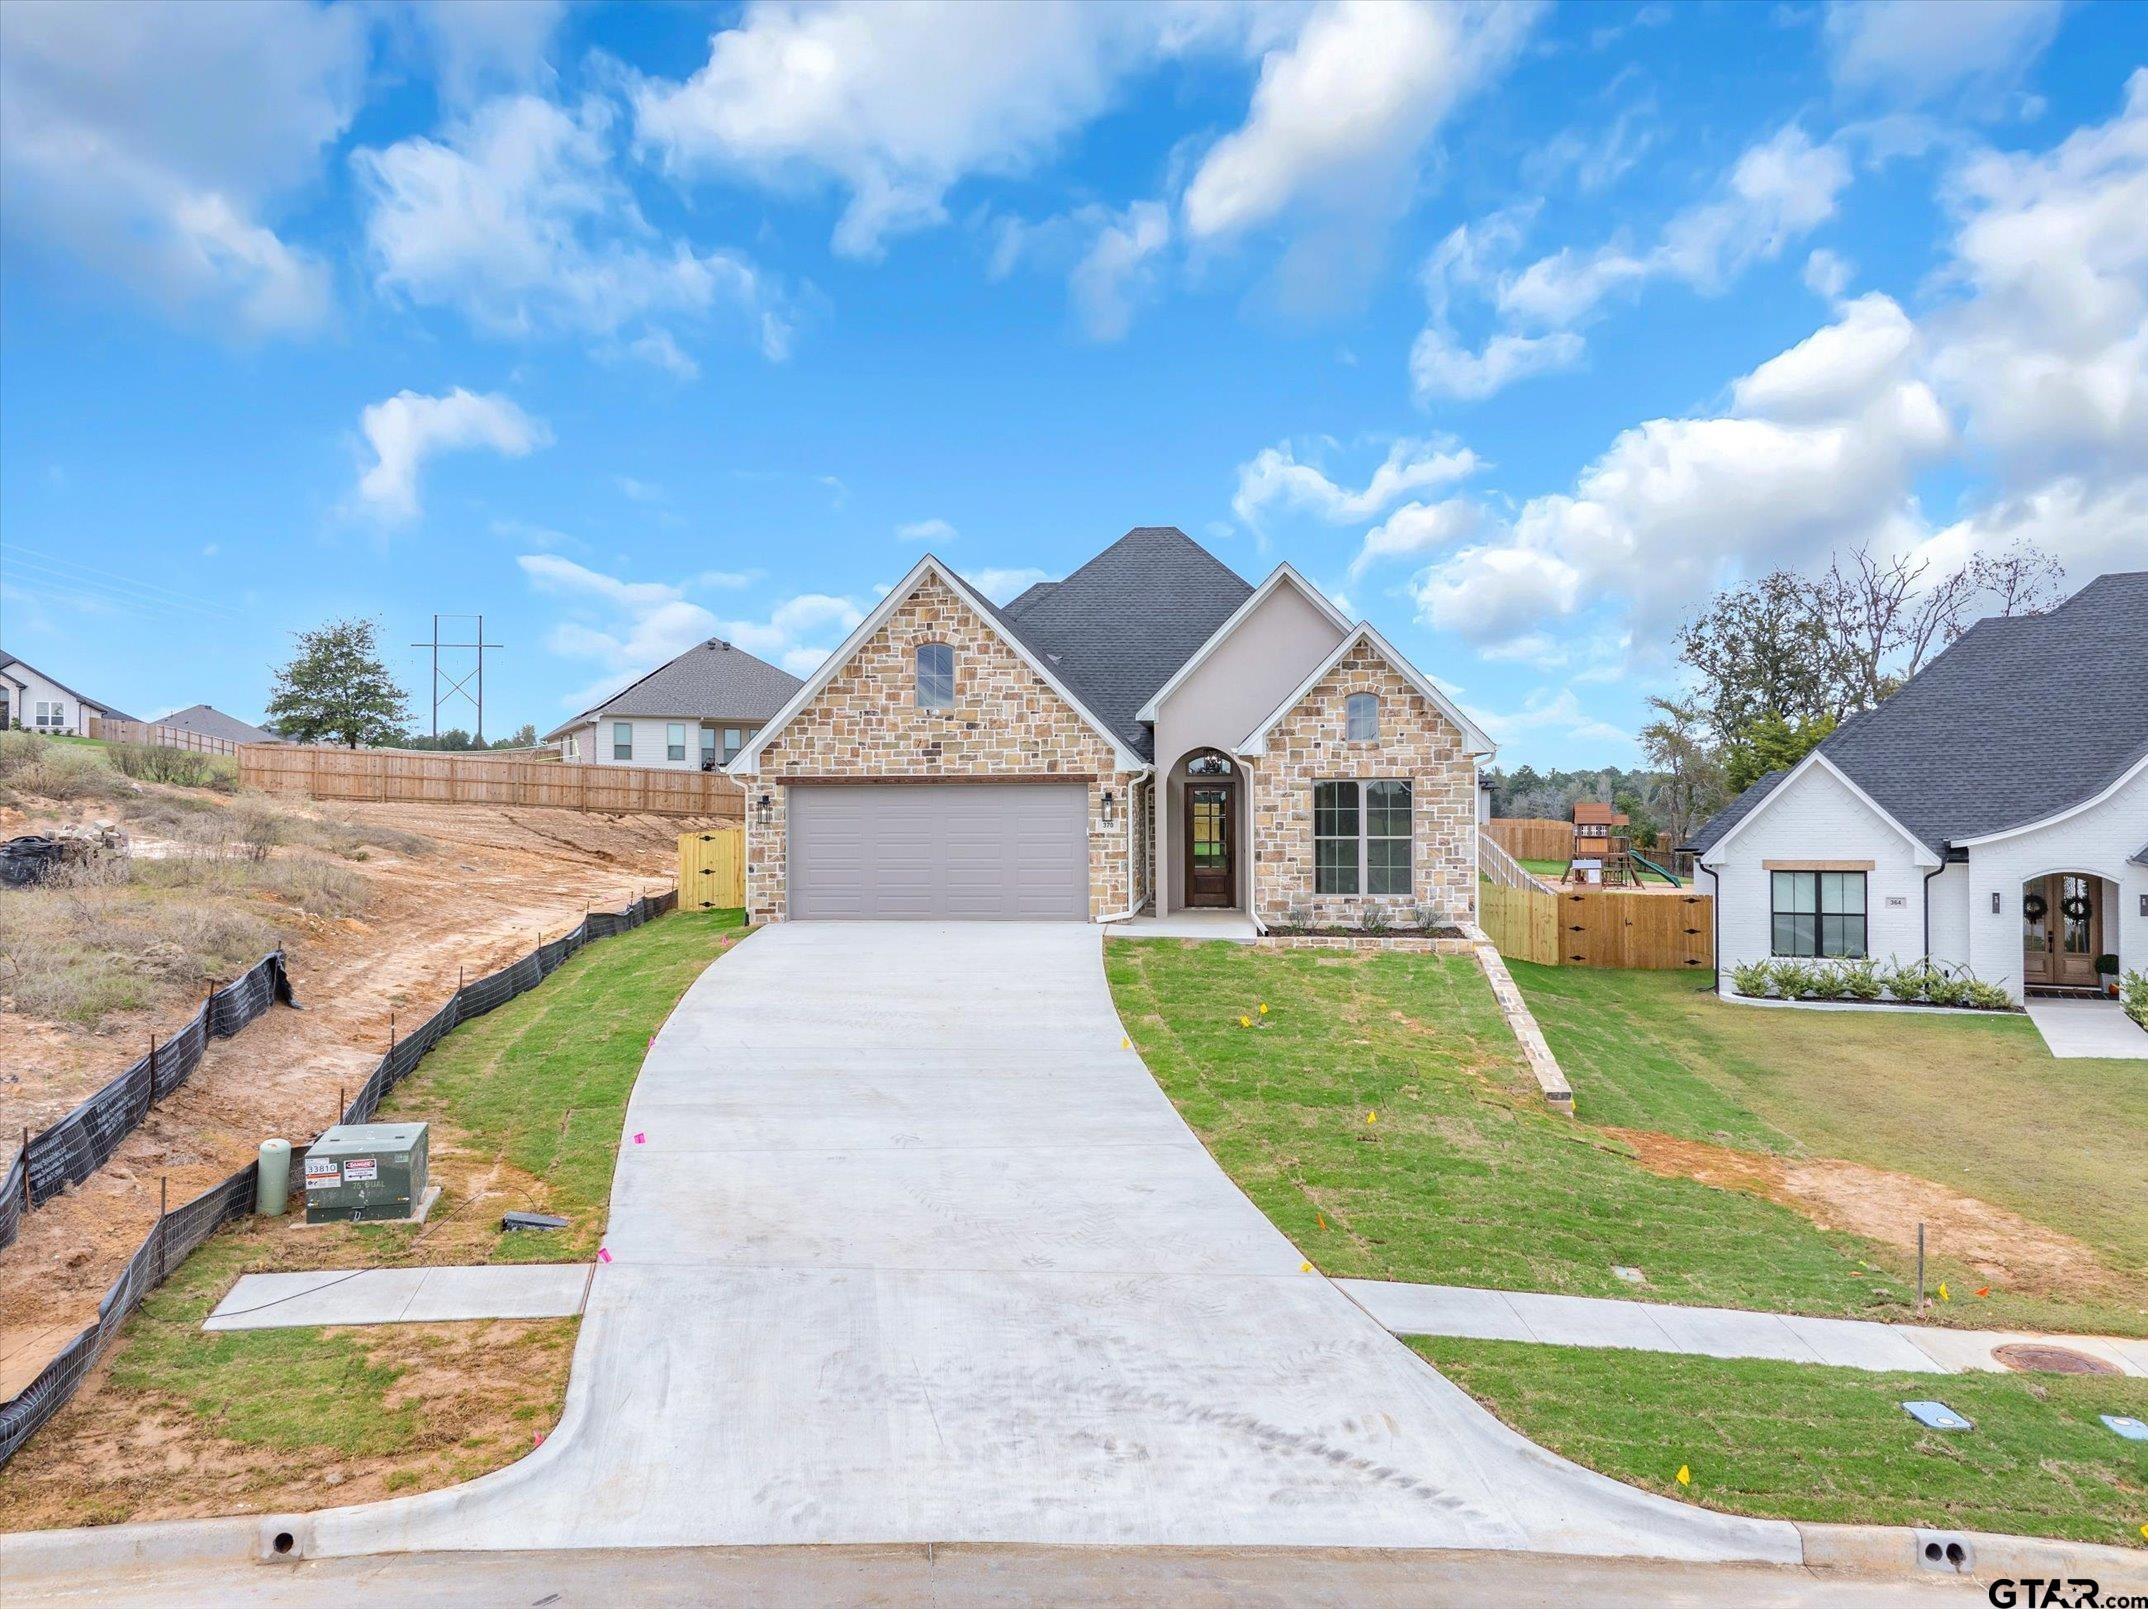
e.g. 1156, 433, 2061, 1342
790, 784, 1089, 920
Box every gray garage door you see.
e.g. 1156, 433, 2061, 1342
789, 783, 1089, 920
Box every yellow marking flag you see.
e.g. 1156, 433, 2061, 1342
1676, 1465, 1691, 1487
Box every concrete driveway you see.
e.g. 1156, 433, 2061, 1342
300, 922, 1796, 1560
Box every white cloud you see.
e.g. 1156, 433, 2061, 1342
0, 0, 363, 334
897, 518, 959, 544
400, 0, 566, 104
1351, 497, 1482, 579
1068, 200, 1172, 341
1414, 125, 1852, 399
1926, 68, 2148, 479
1825, 0, 2062, 108
356, 94, 791, 371
968, 566, 1057, 604
1182, 0, 1538, 241
356, 388, 550, 522
1730, 291, 1922, 421
1233, 436, 1480, 528
520, 552, 867, 700
1803, 247, 1855, 299
631, 2, 1251, 258
1460, 687, 1633, 757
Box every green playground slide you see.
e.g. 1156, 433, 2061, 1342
1629, 849, 1682, 887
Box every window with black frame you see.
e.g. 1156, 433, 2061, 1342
1771, 869, 1867, 956
1313, 780, 1413, 896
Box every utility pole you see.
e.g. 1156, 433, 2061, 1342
412, 613, 504, 743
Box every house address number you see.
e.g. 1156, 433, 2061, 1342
1883, 895, 1908, 909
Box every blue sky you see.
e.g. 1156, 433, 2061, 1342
2, 1, 2142, 763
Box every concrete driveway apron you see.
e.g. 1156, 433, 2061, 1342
305, 922, 1796, 1562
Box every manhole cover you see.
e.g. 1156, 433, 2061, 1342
1992, 1343, 2120, 1376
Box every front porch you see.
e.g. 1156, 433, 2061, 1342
1112, 909, 1260, 943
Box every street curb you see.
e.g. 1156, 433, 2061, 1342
7, 1515, 2145, 1584
1799, 1523, 2148, 1585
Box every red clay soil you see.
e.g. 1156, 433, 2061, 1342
0, 802, 700, 1395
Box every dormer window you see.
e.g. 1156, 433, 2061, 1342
916, 642, 955, 709
1346, 693, 1379, 741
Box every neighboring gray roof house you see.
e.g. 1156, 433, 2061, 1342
0, 649, 136, 727
1687, 571, 2148, 858
545, 638, 803, 743
154, 704, 280, 745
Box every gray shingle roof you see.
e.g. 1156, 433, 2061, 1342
156, 704, 278, 745
1681, 768, 1789, 854
1687, 571, 2148, 856
547, 638, 803, 740
978, 527, 1252, 761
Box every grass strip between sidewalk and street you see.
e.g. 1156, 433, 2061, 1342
0, 907, 745, 1531
1417, 1337, 2148, 1551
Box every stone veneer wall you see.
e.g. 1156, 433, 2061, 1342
1250, 639, 1478, 930
743, 572, 1137, 921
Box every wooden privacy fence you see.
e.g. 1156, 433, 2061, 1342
1484, 817, 1572, 862
88, 718, 240, 756
678, 828, 746, 909
239, 746, 744, 819
1480, 884, 1713, 971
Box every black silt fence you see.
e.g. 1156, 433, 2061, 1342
0, 952, 295, 1252
0, 889, 677, 1470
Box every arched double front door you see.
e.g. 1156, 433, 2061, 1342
2022, 872, 2103, 989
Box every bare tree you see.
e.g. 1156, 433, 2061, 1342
1818, 550, 1976, 712
1957, 540, 2066, 635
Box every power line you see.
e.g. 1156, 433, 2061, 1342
411, 613, 504, 743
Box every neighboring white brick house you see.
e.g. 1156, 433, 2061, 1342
0, 650, 132, 735
1689, 571, 2148, 1003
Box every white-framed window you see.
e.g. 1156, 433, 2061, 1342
699, 727, 717, 767
722, 726, 745, 764
34, 700, 65, 730
916, 642, 954, 709
667, 722, 687, 762
1313, 780, 1413, 896
612, 721, 633, 761
1345, 693, 1379, 741
1771, 870, 1867, 958
565, 732, 579, 759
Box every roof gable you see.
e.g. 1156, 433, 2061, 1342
157, 704, 276, 745
1134, 562, 1350, 722
1238, 623, 1493, 757
729, 555, 1143, 774
1697, 749, 1942, 867
986, 527, 1252, 759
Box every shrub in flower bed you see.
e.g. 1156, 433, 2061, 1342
1731, 956, 2017, 1011
2124, 969, 2148, 1032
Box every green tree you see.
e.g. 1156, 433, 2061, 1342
1723, 711, 1836, 793
265, 618, 410, 749
490, 723, 538, 749
1637, 695, 1726, 848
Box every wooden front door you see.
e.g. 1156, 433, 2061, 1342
1184, 783, 1233, 908
2023, 873, 2102, 989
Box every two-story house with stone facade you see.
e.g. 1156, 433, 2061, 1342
728, 526, 1494, 929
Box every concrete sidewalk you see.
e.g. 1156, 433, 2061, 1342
2025, 996, 2148, 1059
1342, 1279, 2148, 1376
204, 1265, 592, 1331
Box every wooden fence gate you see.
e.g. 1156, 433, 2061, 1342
678, 828, 746, 910
1479, 885, 1713, 971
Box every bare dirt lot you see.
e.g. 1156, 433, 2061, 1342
1, 785, 699, 1396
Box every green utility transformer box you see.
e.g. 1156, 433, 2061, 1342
303, 1122, 429, 1224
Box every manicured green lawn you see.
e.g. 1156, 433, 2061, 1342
1419, 1337, 2148, 1551
0, 908, 744, 1529
1106, 941, 1928, 1318
1513, 964, 2148, 1329
1517, 857, 1569, 878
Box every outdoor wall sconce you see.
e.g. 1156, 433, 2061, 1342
1101, 789, 1116, 825
1992, 892, 2002, 914
756, 792, 774, 825
2140, 893, 2147, 917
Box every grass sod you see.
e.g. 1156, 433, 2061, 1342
1105, 941, 1940, 1318
1516, 857, 1570, 879
1512, 963, 2148, 1327
1416, 1337, 2148, 1551
0, 907, 744, 1527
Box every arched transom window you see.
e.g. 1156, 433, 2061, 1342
916, 642, 955, 709
1346, 692, 1379, 741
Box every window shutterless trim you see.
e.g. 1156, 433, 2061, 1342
1312, 778, 1413, 897
1770, 868, 1867, 958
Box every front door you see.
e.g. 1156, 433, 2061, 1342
2024, 873, 2102, 989
1184, 783, 1233, 908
